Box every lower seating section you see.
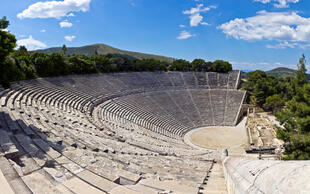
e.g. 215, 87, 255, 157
191, 90, 214, 126
0, 71, 244, 193
210, 90, 227, 126
0, 83, 217, 194
224, 90, 246, 125
147, 91, 196, 128
168, 90, 203, 127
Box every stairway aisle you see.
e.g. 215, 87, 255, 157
0, 168, 15, 194
199, 161, 228, 194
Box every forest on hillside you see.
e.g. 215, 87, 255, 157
0, 17, 232, 88
243, 54, 310, 160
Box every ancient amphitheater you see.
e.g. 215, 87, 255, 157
0, 71, 309, 194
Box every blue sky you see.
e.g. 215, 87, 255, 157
2, 0, 310, 71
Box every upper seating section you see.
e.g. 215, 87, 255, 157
14, 71, 241, 95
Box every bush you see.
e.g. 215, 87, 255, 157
211, 60, 232, 73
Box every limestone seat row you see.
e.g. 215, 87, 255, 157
99, 89, 246, 138
0, 76, 219, 193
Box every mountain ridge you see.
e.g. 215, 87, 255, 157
266, 67, 297, 78
36, 43, 175, 63
243, 67, 310, 80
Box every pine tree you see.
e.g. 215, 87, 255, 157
296, 54, 307, 86
61, 44, 67, 56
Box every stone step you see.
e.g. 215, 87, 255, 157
22, 170, 72, 194
125, 183, 160, 194
203, 183, 227, 190
32, 138, 61, 159
207, 179, 227, 185
0, 169, 15, 194
77, 170, 119, 193
109, 185, 142, 194
139, 178, 199, 194
200, 163, 228, 194
0, 130, 18, 158
62, 176, 106, 194
0, 157, 31, 194
200, 189, 228, 194
78, 170, 141, 194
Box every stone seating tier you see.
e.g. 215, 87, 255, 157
0, 71, 243, 193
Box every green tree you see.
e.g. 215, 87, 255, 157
275, 55, 310, 160
191, 59, 207, 71
50, 53, 68, 75
264, 94, 285, 113
18, 45, 28, 54
32, 53, 54, 77
296, 54, 307, 87
243, 70, 284, 106
168, 59, 191, 71
211, 60, 232, 73
138, 59, 166, 71
282, 133, 310, 160
15, 55, 36, 79
92, 56, 111, 72
68, 55, 97, 74
61, 44, 67, 56
0, 16, 17, 87
1, 56, 25, 88
0, 17, 16, 61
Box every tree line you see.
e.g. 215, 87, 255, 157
0, 17, 232, 88
243, 55, 310, 160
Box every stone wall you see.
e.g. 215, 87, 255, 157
222, 156, 310, 194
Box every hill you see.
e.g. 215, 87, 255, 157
266, 67, 310, 80
36, 44, 175, 63
242, 67, 310, 80
266, 67, 297, 78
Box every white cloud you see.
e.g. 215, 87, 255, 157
183, 4, 216, 27
267, 42, 310, 49
17, 0, 91, 19
60, 20, 73, 28
40, 29, 46, 32
218, 11, 310, 48
17, 36, 47, 50
266, 41, 298, 49
177, 31, 194, 40
67, 13, 75, 17
179, 24, 186, 28
65, 35, 76, 41
200, 22, 210, 26
254, 0, 271, 3
254, 0, 300, 8
189, 13, 204, 26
